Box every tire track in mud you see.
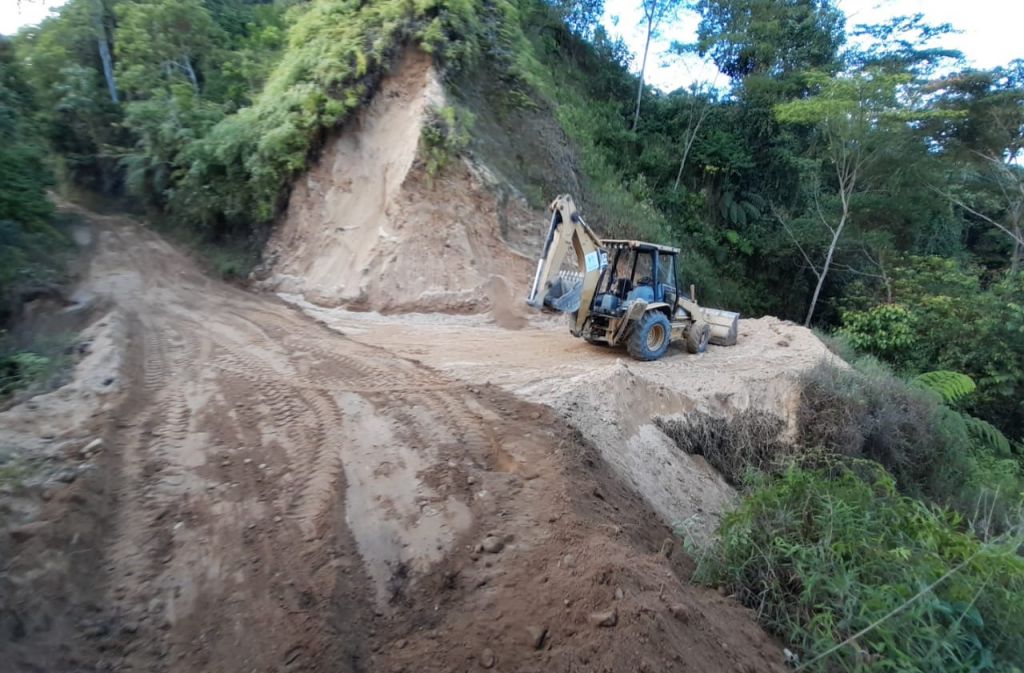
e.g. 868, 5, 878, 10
48, 212, 788, 673
81, 216, 522, 671
74, 219, 378, 672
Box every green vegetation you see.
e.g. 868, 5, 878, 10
660, 351, 1024, 671
838, 258, 1024, 441
797, 358, 1022, 529
0, 37, 68, 326
0, 330, 78, 402
698, 465, 1024, 673
421, 105, 474, 179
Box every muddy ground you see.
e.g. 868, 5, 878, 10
0, 211, 799, 673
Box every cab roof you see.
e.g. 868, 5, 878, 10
601, 239, 681, 255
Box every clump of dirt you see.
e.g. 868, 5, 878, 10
257, 49, 542, 314
486, 275, 528, 330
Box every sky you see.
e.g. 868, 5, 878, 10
603, 0, 1024, 91
2, 0, 1023, 91
0, 0, 64, 34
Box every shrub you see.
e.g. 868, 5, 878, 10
838, 303, 917, 362
840, 257, 1024, 443
697, 465, 1024, 673
797, 360, 1024, 534
0, 352, 51, 398
797, 360, 965, 498
420, 104, 474, 179
656, 410, 792, 486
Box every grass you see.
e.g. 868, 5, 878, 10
0, 330, 77, 402
696, 464, 1024, 673
0, 454, 27, 488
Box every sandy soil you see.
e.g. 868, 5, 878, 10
257, 50, 540, 314
285, 301, 837, 543
0, 211, 793, 673
253, 46, 838, 546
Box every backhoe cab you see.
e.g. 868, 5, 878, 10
527, 195, 739, 361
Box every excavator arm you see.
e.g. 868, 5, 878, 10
526, 195, 607, 335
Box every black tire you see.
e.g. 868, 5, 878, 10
626, 311, 672, 361
685, 320, 710, 354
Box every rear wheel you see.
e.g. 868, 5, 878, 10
626, 311, 672, 361
685, 320, 710, 354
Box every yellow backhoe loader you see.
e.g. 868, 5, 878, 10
527, 194, 739, 361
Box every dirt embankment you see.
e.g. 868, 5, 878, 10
257, 50, 541, 315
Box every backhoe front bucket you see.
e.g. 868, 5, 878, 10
703, 307, 740, 346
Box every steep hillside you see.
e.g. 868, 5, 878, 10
256, 50, 541, 313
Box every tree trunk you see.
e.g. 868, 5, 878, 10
804, 211, 846, 327
93, 1, 118, 103
1012, 220, 1022, 276
673, 114, 708, 192
632, 21, 653, 132
182, 56, 199, 91
671, 132, 696, 192
97, 38, 118, 103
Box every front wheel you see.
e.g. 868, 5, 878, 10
626, 311, 672, 361
685, 320, 710, 354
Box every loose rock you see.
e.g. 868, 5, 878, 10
479, 648, 496, 668
481, 536, 504, 554
668, 603, 691, 623
526, 625, 547, 650
81, 438, 104, 456
588, 608, 618, 627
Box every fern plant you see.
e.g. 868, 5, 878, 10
912, 370, 977, 404
963, 415, 1014, 458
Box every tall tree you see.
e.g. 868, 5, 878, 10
670, 82, 716, 192
928, 62, 1024, 273
14, 0, 126, 192
91, 0, 118, 103
694, 0, 844, 91
114, 0, 222, 96
632, 0, 683, 131
774, 71, 910, 326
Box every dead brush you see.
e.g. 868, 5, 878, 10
656, 410, 792, 486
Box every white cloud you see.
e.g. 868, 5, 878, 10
1, 0, 67, 35
601, 0, 1024, 92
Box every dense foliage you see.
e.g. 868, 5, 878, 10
0, 38, 65, 325
698, 465, 1024, 673
797, 356, 1022, 529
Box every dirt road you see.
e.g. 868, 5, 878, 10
1, 212, 789, 673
